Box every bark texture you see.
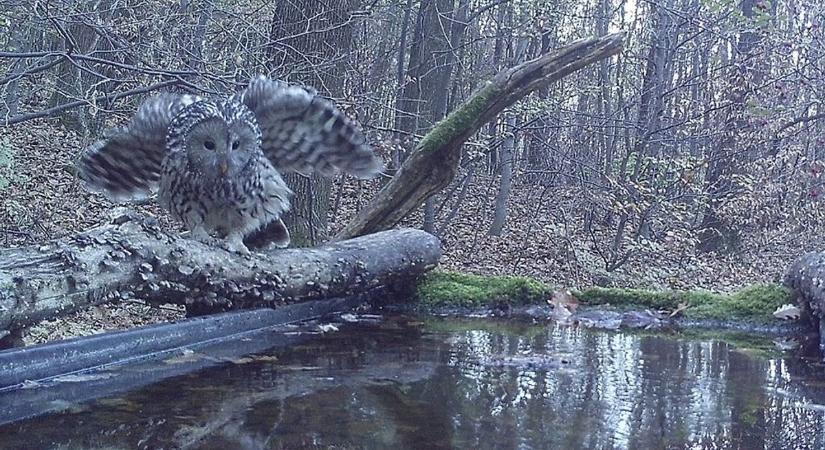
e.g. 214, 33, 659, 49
784, 253, 825, 351
0, 211, 441, 333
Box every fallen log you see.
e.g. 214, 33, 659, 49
784, 252, 825, 352
0, 211, 441, 336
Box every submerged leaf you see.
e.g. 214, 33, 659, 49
163, 348, 203, 364
53, 373, 115, 383
317, 323, 339, 333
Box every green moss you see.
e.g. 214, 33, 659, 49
416, 271, 550, 308
416, 270, 791, 323
417, 82, 499, 153
576, 284, 792, 322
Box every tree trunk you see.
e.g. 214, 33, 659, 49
268, 0, 359, 246
488, 17, 526, 236
391, 0, 458, 233
697, 0, 763, 252
391, 0, 416, 167
523, 18, 556, 184
282, 174, 332, 246
489, 113, 515, 236
48, 0, 124, 135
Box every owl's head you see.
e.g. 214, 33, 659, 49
177, 101, 262, 179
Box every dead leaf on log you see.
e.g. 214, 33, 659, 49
773, 304, 801, 321
548, 290, 580, 312
668, 302, 690, 318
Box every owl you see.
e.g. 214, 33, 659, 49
77, 76, 382, 254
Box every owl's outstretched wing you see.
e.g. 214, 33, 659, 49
236, 77, 383, 178
77, 94, 200, 201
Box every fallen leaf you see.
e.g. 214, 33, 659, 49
773, 304, 801, 321
53, 373, 115, 383
773, 337, 800, 351
317, 323, 339, 333
549, 290, 580, 313
669, 302, 689, 318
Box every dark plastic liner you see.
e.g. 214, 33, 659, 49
0, 296, 365, 425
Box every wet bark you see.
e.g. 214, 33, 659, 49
0, 212, 441, 335
784, 253, 825, 353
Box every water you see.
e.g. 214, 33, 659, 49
0, 317, 823, 449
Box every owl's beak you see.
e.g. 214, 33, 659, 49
219, 162, 229, 176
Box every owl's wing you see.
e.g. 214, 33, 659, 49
77, 94, 200, 201
237, 77, 383, 178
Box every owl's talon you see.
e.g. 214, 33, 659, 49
187, 227, 219, 246
223, 233, 251, 256
223, 242, 251, 256
187, 231, 251, 256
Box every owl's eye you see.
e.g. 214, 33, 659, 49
204, 140, 216, 150
231, 140, 240, 150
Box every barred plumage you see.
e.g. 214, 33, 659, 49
77, 76, 383, 254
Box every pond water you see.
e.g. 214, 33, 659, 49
0, 316, 824, 449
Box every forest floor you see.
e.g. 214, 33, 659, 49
2, 120, 821, 344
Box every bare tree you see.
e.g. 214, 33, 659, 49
268, 0, 362, 246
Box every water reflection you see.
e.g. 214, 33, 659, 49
0, 317, 822, 449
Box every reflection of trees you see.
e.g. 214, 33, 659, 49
4, 322, 824, 449
760, 358, 825, 448
440, 324, 825, 449
727, 348, 769, 448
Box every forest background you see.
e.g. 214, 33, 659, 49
1, 0, 824, 333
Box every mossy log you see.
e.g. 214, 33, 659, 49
0, 212, 441, 336
336, 31, 626, 239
